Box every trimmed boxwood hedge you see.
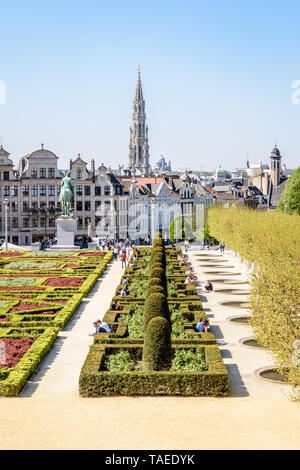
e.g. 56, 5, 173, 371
0, 327, 59, 396
79, 344, 229, 397
143, 316, 172, 371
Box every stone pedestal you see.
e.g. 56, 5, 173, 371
55, 216, 78, 249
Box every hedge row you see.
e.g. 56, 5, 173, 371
208, 206, 300, 396
79, 344, 229, 397
79, 241, 229, 396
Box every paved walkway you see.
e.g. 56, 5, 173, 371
0, 250, 299, 450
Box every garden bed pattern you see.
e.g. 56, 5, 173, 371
0, 250, 113, 395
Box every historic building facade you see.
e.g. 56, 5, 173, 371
1, 69, 215, 246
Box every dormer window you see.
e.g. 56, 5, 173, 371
77, 170, 82, 180
3, 171, 9, 181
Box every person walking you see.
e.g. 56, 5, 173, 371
184, 239, 189, 253
120, 250, 126, 268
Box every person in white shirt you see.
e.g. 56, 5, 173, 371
96, 320, 111, 333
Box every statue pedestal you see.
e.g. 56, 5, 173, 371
54, 217, 79, 249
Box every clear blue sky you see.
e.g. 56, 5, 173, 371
1, 0, 300, 170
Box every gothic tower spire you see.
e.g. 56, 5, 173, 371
128, 66, 150, 176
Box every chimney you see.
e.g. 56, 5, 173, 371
69, 159, 72, 171
91, 159, 95, 182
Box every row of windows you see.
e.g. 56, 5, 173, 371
75, 186, 110, 196
0, 199, 114, 213
30, 168, 55, 178
0, 217, 56, 228
23, 186, 56, 197
0, 186, 57, 197
0, 184, 114, 197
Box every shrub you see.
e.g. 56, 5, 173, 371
105, 350, 134, 372
171, 348, 207, 371
147, 277, 163, 288
153, 238, 164, 248
150, 262, 164, 272
154, 232, 162, 239
146, 285, 165, 298
149, 267, 165, 280
142, 316, 172, 371
143, 293, 170, 331
152, 252, 165, 265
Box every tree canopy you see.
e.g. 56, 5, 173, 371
277, 166, 300, 215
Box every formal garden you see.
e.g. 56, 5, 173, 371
79, 234, 229, 397
0, 250, 113, 396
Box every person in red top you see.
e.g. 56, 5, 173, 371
120, 250, 126, 268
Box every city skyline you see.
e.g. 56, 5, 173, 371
1, 0, 300, 170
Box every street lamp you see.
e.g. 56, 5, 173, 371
4, 198, 8, 251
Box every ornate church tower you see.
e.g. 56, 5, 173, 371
128, 66, 150, 176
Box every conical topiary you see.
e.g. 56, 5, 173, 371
142, 316, 172, 371
146, 285, 165, 298
143, 292, 170, 331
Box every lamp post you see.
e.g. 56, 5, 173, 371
4, 198, 8, 251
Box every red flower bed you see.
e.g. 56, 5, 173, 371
0, 252, 24, 257
10, 303, 50, 312
0, 337, 34, 368
0, 317, 10, 322
78, 252, 105, 257
43, 278, 84, 287
0, 275, 57, 278
0, 287, 44, 291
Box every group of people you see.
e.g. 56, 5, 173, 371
75, 234, 90, 249
89, 319, 111, 336
39, 236, 57, 250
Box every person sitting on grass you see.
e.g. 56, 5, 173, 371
204, 280, 213, 292
96, 319, 111, 333
185, 276, 193, 284
203, 319, 210, 331
195, 317, 206, 333
111, 301, 120, 311
120, 287, 128, 296
123, 277, 129, 284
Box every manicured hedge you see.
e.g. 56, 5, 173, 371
0, 327, 59, 396
79, 344, 229, 397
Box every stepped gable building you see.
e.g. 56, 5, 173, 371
128, 66, 151, 176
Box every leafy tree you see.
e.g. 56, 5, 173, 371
277, 167, 300, 215
208, 206, 300, 398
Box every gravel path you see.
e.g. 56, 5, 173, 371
0, 251, 299, 450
